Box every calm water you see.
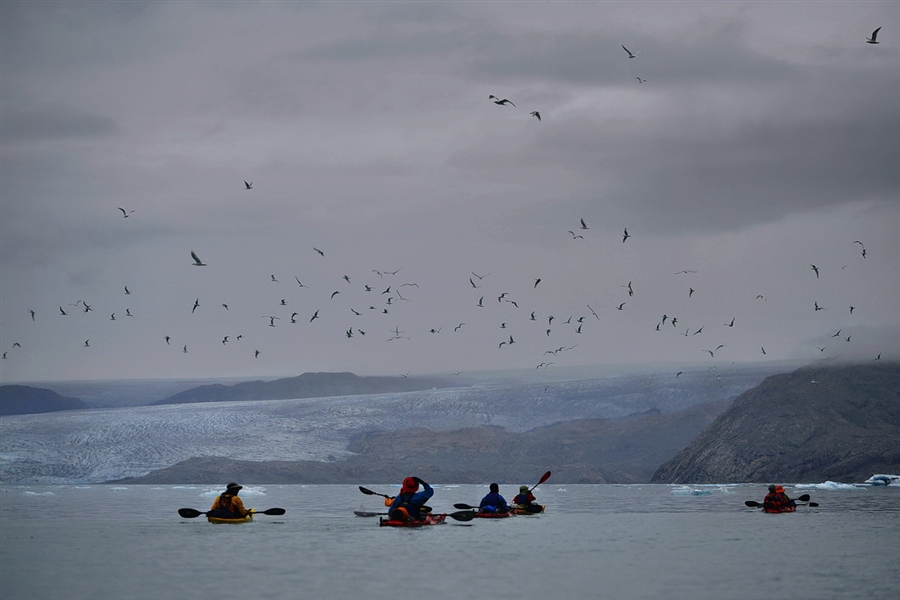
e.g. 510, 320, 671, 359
1, 483, 897, 600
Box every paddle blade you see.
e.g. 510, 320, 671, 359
537, 471, 552, 486
806, 502, 819, 507
744, 501, 762, 508
178, 508, 205, 519
448, 510, 476, 522
358, 486, 376, 496
454, 503, 477, 510
259, 508, 286, 516
354, 511, 385, 517
796, 494, 811, 502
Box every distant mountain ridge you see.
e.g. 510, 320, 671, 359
152, 371, 452, 405
651, 363, 900, 484
0, 385, 87, 416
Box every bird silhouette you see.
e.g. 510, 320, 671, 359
530, 111, 541, 121
118, 207, 135, 218
622, 228, 631, 243
725, 318, 735, 327
489, 95, 516, 107
622, 45, 639, 58
191, 251, 207, 266
636, 77, 646, 83
814, 301, 825, 311
244, 180, 253, 190
810, 264, 819, 278
866, 27, 881, 44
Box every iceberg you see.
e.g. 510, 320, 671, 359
794, 481, 859, 490
671, 486, 713, 496
863, 474, 897, 486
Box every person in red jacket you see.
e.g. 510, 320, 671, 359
763, 485, 795, 512
512, 485, 537, 507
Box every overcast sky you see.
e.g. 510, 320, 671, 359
1, 1, 897, 383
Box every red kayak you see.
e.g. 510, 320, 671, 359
379, 514, 447, 527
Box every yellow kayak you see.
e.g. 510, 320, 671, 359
207, 514, 253, 524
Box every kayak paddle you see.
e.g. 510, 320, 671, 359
447, 510, 476, 522
744, 493, 812, 508
529, 471, 552, 492
744, 500, 818, 508
358, 486, 393, 500
178, 507, 286, 519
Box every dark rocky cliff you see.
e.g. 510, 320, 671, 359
651, 363, 900, 484
1, 385, 87, 416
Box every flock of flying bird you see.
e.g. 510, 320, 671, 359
1, 27, 889, 377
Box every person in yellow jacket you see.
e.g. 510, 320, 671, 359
209, 482, 251, 519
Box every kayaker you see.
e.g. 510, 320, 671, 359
479, 483, 511, 514
763, 485, 795, 511
208, 482, 252, 519
512, 484, 537, 508
388, 476, 433, 522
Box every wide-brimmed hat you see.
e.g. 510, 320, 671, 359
225, 482, 243, 492
401, 477, 418, 493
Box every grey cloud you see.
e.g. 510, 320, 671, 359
1, 103, 119, 142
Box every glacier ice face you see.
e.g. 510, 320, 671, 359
0, 371, 769, 484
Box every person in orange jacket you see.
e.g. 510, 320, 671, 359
763, 485, 795, 511
209, 482, 251, 519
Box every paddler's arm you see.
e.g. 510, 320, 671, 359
232, 496, 251, 517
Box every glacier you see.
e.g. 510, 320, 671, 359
0, 370, 770, 484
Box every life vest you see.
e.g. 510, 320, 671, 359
514, 493, 535, 505
392, 492, 425, 521
210, 494, 240, 517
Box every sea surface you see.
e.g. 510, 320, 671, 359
1, 483, 897, 600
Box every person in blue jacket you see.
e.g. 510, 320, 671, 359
479, 483, 511, 514
388, 476, 433, 522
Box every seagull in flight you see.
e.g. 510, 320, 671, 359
489, 95, 515, 107
580, 218, 589, 230
191, 251, 207, 266
622, 228, 631, 243
118, 207, 135, 218
636, 77, 646, 83
810, 264, 819, 278
622, 45, 639, 58
192, 299, 200, 313
530, 111, 541, 121
244, 180, 253, 190
866, 27, 881, 44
